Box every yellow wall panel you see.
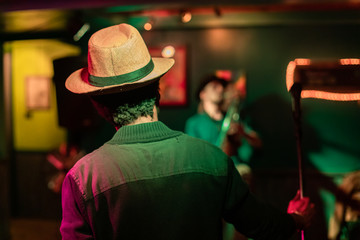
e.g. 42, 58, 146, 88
10, 39, 80, 151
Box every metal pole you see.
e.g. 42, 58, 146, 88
290, 83, 305, 240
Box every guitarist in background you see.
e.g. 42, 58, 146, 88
185, 73, 262, 182
185, 74, 228, 148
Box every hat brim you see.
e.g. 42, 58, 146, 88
65, 57, 175, 95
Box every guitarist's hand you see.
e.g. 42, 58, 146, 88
222, 122, 262, 156
222, 122, 244, 157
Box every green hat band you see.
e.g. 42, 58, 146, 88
88, 59, 154, 87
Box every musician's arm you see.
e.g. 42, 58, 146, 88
222, 123, 262, 157
243, 128, 262, 149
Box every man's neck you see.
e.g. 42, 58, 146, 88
127, 115, 156, 126
116, 105, 158, 130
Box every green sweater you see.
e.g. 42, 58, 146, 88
61, 121, 295, 240
185, 112, 223, 146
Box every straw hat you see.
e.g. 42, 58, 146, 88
65, 24, 175, 95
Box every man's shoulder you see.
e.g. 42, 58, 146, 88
181, 132, 215, 145
179, 133, 228, 158
67, 148, 100, 177
65, 145, 128, 200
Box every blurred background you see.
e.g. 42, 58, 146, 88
1, 0, 360, 239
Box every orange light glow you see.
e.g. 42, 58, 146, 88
301, 91, 360, 101
144, 22, 152, 31
286, 58, 360, 101
340, 58, 360, 65
181, 11, 192, 23
295, 58, 311, 65
235, 74, 247, 97
286, 61, 297, 91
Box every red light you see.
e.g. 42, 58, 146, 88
286, 59, 311, 91
340, 58, 360, 65
295, 58, 311, 65
286, 61, 296, 91
301, 91, 360, 101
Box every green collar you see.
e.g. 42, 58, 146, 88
108, 121, 182, 144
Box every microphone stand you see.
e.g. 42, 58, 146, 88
290, 83, 305, 240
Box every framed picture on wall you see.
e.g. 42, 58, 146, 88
149, 46, 187, 106
25, 75, 51, 110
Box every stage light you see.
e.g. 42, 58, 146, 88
286, 61, 297, 91
287, 58, 360, 101
144, 19, 154, 31
340, 58, 360, 65
161, 46, 175, 58
144, 22, 152, 31
180, 11, 192, 23
295, 58, 311, 65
